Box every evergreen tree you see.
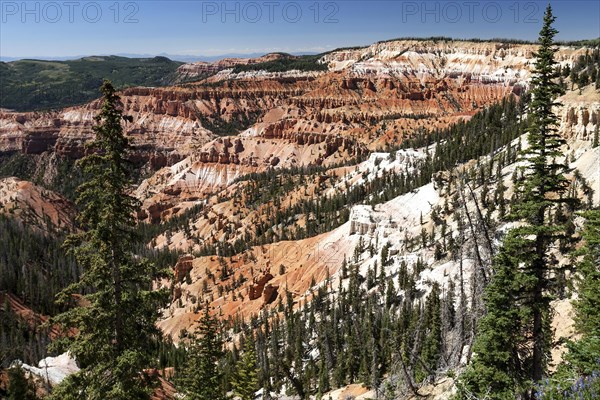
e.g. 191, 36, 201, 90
232, 336, 260, 400
177, 307, 227, 400
510, 3, 574, 386
458, 243, 525, 398
49, 81, 170, 399
532, 209, 600, 397
460, 5, 576, 398
565, 209, 600, 374
416, 283, 442, 383
7, 363, 38, 400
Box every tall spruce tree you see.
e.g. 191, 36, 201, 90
458, 241, 526, 398
565, 209, 600, 374
232, 335, 260, 400
49, 81, 170, 399
415, 283, 442, 383
177, 307, 227, 400
460, 5, 576, 399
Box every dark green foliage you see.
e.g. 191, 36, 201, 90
460, 6, 578, 398
534, 210, 600, 399
198, 111, 261, 136
231, 54, 327, 73
415, 283, 442, 382
241, 257, 451, 398
377, 36, 600, 47
49, 81, 171, 399
0, 56, 182, 111
156, 336, 187, 372
0, 153, 37, 181
7, 363, 38, 400
459, 237, 526, 398
0, 305, 47, 369
0, 217, 79, 316
0, 217, 80, 367
508, 3, 574, 384
567, 46, 600, 91
566, 209, 600, 374
176, 307, 227, 400
232, 336, 260, 400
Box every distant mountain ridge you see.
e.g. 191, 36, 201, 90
2, 36, 597, 62
0, 52, 317, 63
0, 55, 184, 111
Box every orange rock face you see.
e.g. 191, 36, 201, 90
248, 273, 274, 300
0, 39, 592, 342
0, 177, 75, 232
173, 255, 194, 283
0, 91, 215, 166
262, 284, 279, 305
0, 41, 586, 171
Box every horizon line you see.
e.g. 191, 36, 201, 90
2, 35, 598, 62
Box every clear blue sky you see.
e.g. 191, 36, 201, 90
1, 1, 598, 59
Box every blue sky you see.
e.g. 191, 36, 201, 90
1, 1, 598, 59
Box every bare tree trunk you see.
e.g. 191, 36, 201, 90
398, 357, 422, 398
457, 180, 488, 284
464, 180, 494, 258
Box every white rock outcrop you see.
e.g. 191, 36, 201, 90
21, 352, 79, 386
